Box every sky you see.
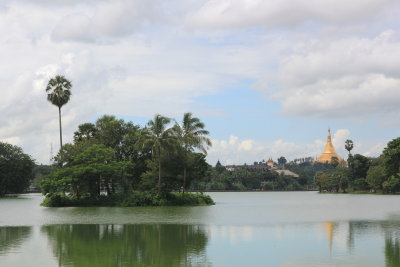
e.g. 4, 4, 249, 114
0, 0, 399, 166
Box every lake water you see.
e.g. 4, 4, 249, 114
1, 192, 400, 266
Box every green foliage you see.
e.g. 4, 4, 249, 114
315, 172, 335, 192
166, 192, 215, 206
345, 139, 354, 155
277, 156, 287, 166
42, 113, 214, 206
41, 144, 133, 199
0, 142, 35, 196
345, 154, 371, 190
383, 137, 400, 177
331, 156, 339, 167
383, 175, 400, 193
205, 164, 305, 191
45, 75, 72, 109
41, 193, 73, 207
41, 191, 214, 207
366, 165, 386, 190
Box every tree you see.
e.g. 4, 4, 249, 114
333, 166, 350, 192
46, 75, 72, 149
315, 172, 337, 192
382, 137, 400, 178
383, 176, 400, 193
41, 144, 131, 198
277, 156, 287, 166
73, 123, 97, 143
345, 139, 354, 156
215, 161, 225, 174
173, 112, 211, 193
350, 154, 371, 190
331, 156, 339, 168
0, 142, 35, 196
366, 165, 386, 191
139, 115, 175, 194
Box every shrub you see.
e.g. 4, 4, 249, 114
41, 191, 215, 207
166, 192, 215, 206
41, 193, 72, 207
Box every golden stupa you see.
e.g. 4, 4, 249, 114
316, 128, 343, 163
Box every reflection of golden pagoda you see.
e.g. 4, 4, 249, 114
316, 128, 343, 163
324, 222, 334, 251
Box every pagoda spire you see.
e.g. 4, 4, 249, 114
315, 128, 343, 163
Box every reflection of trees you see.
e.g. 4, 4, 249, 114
380, 222, 400, 267
41, 224, 210, 267
0, 227, 32, 254
385, 237, 400, 267
346, 221, 400, 266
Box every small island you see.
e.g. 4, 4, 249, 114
38, 113, 215, 207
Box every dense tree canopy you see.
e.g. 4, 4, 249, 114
0, 142, 35, 196
40, 113, 213, 204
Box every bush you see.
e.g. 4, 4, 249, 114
41, 193, 72, 207
383, 176, 400, 193
41, 191, 215, 207
166, 192, 215, 206
118, 191, 166, 207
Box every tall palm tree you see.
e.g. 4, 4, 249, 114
140, 114, 174, 193
173, 112, 211, 193
46, 75, 72, 149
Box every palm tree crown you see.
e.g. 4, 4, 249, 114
46, 75, 72, 108
174, 112, 212, 154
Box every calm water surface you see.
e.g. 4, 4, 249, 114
1, 192, 400, 266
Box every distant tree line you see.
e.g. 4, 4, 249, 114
201, 160, 332, 191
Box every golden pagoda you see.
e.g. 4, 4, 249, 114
316, 128, 343, 163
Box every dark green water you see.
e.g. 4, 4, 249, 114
1, 192, 400, 266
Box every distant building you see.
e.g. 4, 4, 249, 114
267, 158, 275, 168
274, 169, 299, 178
315, 128, 344, 164
225, 158, 299, 178
225, 164, 269, 172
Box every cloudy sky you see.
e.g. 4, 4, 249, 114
0, 0, 399, 165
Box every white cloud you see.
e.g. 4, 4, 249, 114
187, 0, 395, 29
264, 31, 400, 118
50, 0, 170, 42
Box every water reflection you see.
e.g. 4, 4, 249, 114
322, 221, 400, 266
41, 224, 210, 267
1, 220, 400, 266
0, 227, 32, 255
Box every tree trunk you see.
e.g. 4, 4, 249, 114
58, 107, 63, 148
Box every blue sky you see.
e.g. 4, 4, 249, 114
0, 0, 399, 165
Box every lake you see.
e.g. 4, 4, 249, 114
1, 192, 400, 266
